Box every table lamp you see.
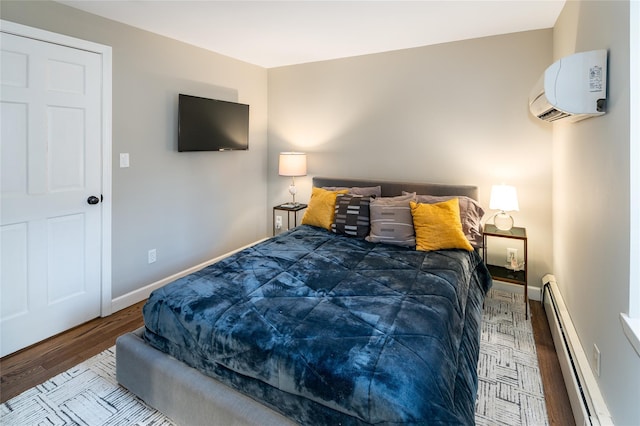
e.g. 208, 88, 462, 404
278, 152, 307, 206
489, 184, 519, 231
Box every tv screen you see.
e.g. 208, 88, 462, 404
178, 94, 249, 152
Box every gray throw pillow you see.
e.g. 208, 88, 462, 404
322, 186, 382, 198
365, 193, 416, 247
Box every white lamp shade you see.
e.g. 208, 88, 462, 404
278, 152, 307, 177
489, 184, 519, 212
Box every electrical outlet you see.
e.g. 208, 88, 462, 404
507, 248, 518, 263
593, 344, 601, 377
148, 249, 157, 264
275, 216, 283, 230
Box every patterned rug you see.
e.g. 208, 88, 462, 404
0, 289, 547, 425
476, 289, 548, 425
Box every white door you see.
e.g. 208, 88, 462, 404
1, 31, 103, 357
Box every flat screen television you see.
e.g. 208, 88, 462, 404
178, 94, 249, 152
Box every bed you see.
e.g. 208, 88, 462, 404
116, 177, 491, 425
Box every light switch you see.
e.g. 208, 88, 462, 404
120, 153, 130, 168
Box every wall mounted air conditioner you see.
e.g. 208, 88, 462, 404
529, 49, 608, 123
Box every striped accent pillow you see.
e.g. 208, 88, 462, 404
365, 193, 416, 247
331, 194, 371, 238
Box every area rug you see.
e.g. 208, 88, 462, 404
476, 289, 548, 426
0, 288, 547, 425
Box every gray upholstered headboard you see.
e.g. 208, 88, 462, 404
312, 177, 478, 200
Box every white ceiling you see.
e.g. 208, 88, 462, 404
57, 0, 565, 68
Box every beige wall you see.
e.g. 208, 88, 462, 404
553, 1, 639, 424
1, 1, 269, 299
268, 29, 554, 291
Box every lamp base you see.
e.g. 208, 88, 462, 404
494, 212, 514, 231
288, 182, 298, 206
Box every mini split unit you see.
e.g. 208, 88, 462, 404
529, 49, 608, 123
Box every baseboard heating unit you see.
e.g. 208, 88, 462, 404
541, 274, 613, 426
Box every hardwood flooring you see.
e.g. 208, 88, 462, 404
530, 300, 576, 425
1, 299, 575, 425
0, 300, 145, 403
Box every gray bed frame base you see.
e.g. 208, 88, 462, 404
115, 178, 479, 426
116, 328, 295, 426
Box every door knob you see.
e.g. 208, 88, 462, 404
87, 196, 100, 205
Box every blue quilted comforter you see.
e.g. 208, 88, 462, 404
143, 225, 491, 425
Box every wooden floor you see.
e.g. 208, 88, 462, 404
0, 299, 575, 425
0, 300, 145, 403
530, 300, 576, 425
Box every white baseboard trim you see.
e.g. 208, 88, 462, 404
491, 280, 542, 301
110, 238, 269, 314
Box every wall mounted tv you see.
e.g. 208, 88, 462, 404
178, 94, 249, 152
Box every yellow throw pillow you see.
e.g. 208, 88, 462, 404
301, 187, 348, 230
410, 199, 474, 252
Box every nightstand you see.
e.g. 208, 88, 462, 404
273, 203, 307, 236
483, 224, 529, 319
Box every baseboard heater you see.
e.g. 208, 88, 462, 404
541, 274, 613, 425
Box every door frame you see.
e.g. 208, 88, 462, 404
1, 19, 113, 316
